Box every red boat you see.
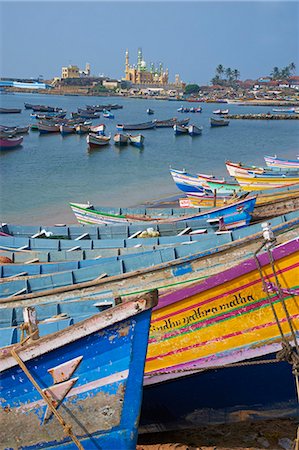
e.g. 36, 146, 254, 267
0, 136, 23, 150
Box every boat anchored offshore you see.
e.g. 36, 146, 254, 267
210, 117, 230, 127
113, 133, 129, 145
86, 133, 111, 148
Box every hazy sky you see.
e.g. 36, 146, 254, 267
0, 1, 298, 84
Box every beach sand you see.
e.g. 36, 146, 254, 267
137, 419, 298, 449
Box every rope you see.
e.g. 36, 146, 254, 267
254, 237, 299, 449
10, 347, 84, 449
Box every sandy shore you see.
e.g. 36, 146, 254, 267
137, 419, 298, 449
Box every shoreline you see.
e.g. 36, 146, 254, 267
2, 88, 299, 107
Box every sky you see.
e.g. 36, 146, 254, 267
0, 1, 298, 85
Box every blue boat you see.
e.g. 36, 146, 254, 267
0, 291, 158, 449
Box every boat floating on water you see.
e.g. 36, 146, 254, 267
86, 133, 111, 148
210, 117, 230, 127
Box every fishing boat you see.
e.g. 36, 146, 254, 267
38, 122, 60, 134
234, 171, 299, 191
90, 123, 106, 135
113, 133, 129, 145
264, 155, 299, 170
0, 107, 21, 114
170, 168, 223, 193
156, 117, 190, 128
86, 133, 111, 148
205, 179, 243, 194
0, 125, 29, 135
0, 136, 23, 150
210, 117, 230, 127
226, 160, 299, 177
140, 236, 299, 430
31, 105, 63, 113
272, 107, 295, 113
213, 109, 229, 115
77, 109, 101, 119
147, 108, 154, 115
75, 123, 91, 134
103, 110, 114, 119
190, 107, 202, 113
116, 121, 156, 131
128, 134, 144, 147
69, 196, 256, 225
174, 124, 189, 135
177, 107, 190, 113
185, 183, 299, 214
0, 291, 158, 449
60, 124, 76, 135
188, 124, 203, 136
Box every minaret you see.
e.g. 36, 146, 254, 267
137, 48, 142, 71
125, 49, 129, 80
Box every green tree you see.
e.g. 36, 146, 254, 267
211, 75, 221, 85
225, 68, 233, 82
233, 69, 240, 81
288, 62, 296, 74
270, 67, 281, 79
184, 84, 200, 95
216, 64, 225, 79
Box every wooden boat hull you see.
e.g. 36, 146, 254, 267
234, 173, 299, 190
69, 197, 256, 225
0, 108, 21, 114
140, 352, 296, 431
0, 293, 157, 449
87, 134, 110, 147
128, 134, 144, 147
116, 121, 156, 131
264, 155, 299, 170
0, 136, 23, 149
38, 123, 60, 134
139, 238, 299, 428
173, 124, 188, 135
210, 117, 229, 127
188, 125, 203, 136
114, 133, 129, 145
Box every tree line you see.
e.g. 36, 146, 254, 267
211, 65, 240, 86
270, 63, 296, 80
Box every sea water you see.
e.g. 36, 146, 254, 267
0, 92, 298, 224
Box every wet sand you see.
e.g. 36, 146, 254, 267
137, 419, 298, 449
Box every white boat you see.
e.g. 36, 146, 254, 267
87, 133, 111, 148
60, 124, 75, 135
113, 133, 129, 145
210, 117, 230, 127
188, 124, 203, 136
38, 122, 60, 134
173, 124, 189, 135
213, 109, 229, 115
76, 123, 91, 134
127, 134, 144, 147
90, 123, 106, 135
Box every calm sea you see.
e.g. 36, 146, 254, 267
0, 92, 298, 224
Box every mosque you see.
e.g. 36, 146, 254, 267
124, 48, 173, 86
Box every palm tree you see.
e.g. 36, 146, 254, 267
216, 64, 224, 79
270, 67, 280, 80
281, 66, 291, 79
233, 69, 240, 81
288, 62, 296, 74
225, 68, 233, 82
